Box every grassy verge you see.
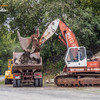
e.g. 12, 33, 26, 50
43, 74, 56, 86
0, 80, 5, 85
0, 75, 4, 77
0, 75, 5, 85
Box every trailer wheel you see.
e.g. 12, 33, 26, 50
39, 78, 42, 87
13, 79, 17, 87
34, 79, 39, 87
17, 80, 21, 87
5, 79, 10, 84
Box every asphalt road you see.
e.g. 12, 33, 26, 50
0, 85, 100, 100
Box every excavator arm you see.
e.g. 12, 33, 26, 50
39, 19, 79, 65
17, 19, 78, 53
39, 19, 79, 48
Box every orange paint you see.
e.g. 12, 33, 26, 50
59, 20, 79, 47
87, 61, 99, 68
0, 5, 8, 7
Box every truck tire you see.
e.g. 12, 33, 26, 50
5, 79, 10, 84
34, 79, 39, 87
17, 80, 21, 87
10, 80, 12, 84
13, 79, 17, 87
39, 78, 42, 87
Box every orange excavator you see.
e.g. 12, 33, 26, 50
18, 19, 100, 87
39, 19, 100, 87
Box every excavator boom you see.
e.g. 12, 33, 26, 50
39, 19, 79, 48
59, 20, 79, 48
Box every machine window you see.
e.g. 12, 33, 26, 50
80, 48, 85, 60
67, 48, 78, 62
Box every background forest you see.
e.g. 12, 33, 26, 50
0, 0, 100, 74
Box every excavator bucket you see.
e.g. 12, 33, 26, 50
17, 29, 40, 52
17, 31, 32, 51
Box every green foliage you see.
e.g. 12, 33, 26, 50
0, 0, 100, 74
79, 0, 100, 15
48, 60, 64, 70
0, 25, 16, 74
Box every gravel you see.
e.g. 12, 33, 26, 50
0, 85, 100, 100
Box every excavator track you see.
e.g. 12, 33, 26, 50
54, 73, 100, 87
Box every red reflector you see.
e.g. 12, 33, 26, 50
36, 74, 40, 76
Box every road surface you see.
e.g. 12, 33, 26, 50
0, 85, 100, 100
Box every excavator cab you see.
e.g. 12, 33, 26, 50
65, 46, 87, 67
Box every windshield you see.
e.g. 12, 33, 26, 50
67, 48, 78, 62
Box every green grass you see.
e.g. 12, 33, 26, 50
0, 75, 5, 85
0, 75, 4, 77
43, 74, 56, 86
0, 80, 5, 85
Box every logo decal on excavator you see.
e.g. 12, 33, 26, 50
67, 32, 76, 47
59, 20, 79, 48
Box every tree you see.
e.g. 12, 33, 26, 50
0, 0, 100, 73
0, 25, 16, 74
